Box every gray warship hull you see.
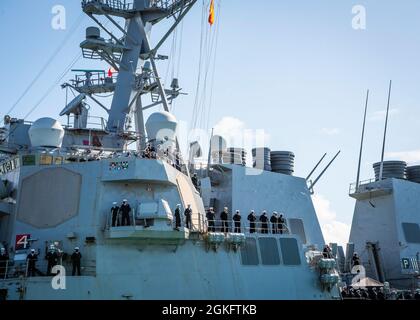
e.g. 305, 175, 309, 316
0, 157, 339, 300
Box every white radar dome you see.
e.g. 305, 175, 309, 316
29, 117, 65, 148
145, 111, 178, 144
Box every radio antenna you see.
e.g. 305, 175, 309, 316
355, 89, 369, 192
379, 80, 392, 181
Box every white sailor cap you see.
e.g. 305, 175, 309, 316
0, 247, 5, 252
251, 210, 255, 213
113, 201, 117, 205
176, 204, 181, 207
74, 247, 79, 251
262, 210, 267, 214
273, 211, 278, 215
123, 199, 128, 202
31, 249, 35, 252
224, 207, 228, 210
236, 210, 240, 213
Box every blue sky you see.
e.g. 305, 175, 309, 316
1, 0, 420, 245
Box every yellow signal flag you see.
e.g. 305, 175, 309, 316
208, 0, 215, 26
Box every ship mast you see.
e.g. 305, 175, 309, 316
65, 0, 196, 149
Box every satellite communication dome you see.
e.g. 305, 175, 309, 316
145, 111, 178, 143
29, 117, 65, 148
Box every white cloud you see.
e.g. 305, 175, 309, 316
312, 194, 350, 247
321, 127, 340, 135
369, 108, 400, 121
213, 116, 246, 141
213, 116, 271, 149
385, 149, 420, 165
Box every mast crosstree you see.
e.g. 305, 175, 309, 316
63, 0, 197, 139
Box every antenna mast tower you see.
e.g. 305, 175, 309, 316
68, 0, 197, 149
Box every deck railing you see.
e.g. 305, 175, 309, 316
107, 210, 290, 236
0, 257, 95, 280
82, 0, 133, 11
348, 178, 376, 194
198, 219, 290, 235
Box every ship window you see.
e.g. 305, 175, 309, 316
279, 238, 301, 265
402, 223, 420, 243
258, 238, 280, 265
288, 218, 307, 244
240, 238, 259, 265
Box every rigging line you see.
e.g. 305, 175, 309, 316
206, 0, 221, 131
190, 0, 206, 131
21, 19, 114, 122
65, 86, 69, 113
198, 20, 213, 130
24, 53, 82, 120
172, 19, 185, 112
196, 2, 210, 130
69, 87, 77, 98
1, 12, 85, 124
1, 52, 83, 143
171, 27, 178, 82
176, 19, 184, 79
200, 0, 220, 131
164, 27, 177, 85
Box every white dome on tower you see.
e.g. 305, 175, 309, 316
145, 111, 178, 144
29, 117, 65, 148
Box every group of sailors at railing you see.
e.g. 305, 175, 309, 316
109, 200, 289, 235
341, 286, 420, 300
204, 207, 288, 234
341, 286, 387, 300
109, 143, 184, 173
0, 246, 83, 280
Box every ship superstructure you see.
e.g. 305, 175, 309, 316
345, 86, 420, 292
347, 162, 420, 290
0, 0, 341, 300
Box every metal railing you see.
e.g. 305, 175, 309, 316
107, 208, 137, 229
82, 0, 133, 11
106, 208, 291, 236
151, 0, 183, 9
0, 258, 95, 280
175, 216, 290, 235
138, 147, 187, 175
150, 0, 195, 12
66, 115, 108, 131
347, 177, 394, 195
203, 219, 290, 235
349, 178, 376, 194
106, 209, 203, 230
71, 72, 118, 89
0, 259, 35, 279
82, 0, 194, 12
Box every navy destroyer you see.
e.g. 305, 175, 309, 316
0, 0, 341, 300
